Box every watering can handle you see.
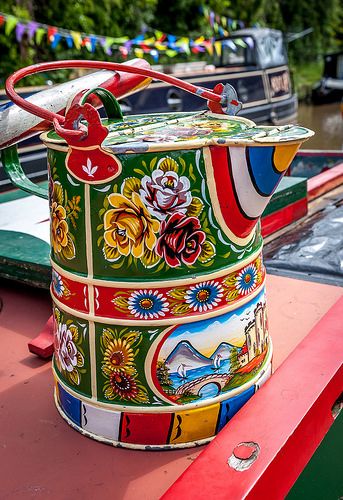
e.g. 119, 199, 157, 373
3, 60, 241, 198
5, 60, 235, 128
1, 86, 124, 200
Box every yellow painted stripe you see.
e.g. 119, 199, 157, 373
273, 143, 300, 172
169, 403, 220, 444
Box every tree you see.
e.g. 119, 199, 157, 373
229, 347, 240, 374
0, 0, 158, 83
156, 360, 173, 390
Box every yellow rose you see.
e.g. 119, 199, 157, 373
104, 192, 160, 259
51, 202, 75, 259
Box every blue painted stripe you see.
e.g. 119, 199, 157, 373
216, 385, 255, 432
247, 146, 282, 197
57, 383, 81, 426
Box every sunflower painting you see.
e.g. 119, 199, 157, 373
100, 327, 149, 404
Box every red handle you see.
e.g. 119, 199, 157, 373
6, 60, 223, 127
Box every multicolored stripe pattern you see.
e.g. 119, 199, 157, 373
55, 363, 271, 449
207, 143, 299, 239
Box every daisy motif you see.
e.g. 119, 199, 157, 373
185, 280, 223, 313
52, 270, 65, 297
235, 265, 257, 295
127, 290, 169, 319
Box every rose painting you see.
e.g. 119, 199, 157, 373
98, 155, 216, 271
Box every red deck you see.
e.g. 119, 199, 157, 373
0, 275, 342, 499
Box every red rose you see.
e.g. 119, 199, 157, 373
156, 213, 206, 268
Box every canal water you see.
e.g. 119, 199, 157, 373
295, 102, 343, 150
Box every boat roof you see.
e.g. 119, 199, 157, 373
218, 28, 288, 69
230, 28, 284, 40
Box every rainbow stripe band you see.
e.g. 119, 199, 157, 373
54, 358, 271, 449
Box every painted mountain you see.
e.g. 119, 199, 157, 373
165, 341, 212, 372
210, 342, 237, 360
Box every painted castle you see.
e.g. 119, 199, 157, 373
238, 301, 269, 367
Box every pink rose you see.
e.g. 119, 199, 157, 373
140, 169, 192, 220
55, 323, 78, 372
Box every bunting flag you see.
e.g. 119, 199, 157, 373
0, 11, 250, 61
200, 6, 245, 35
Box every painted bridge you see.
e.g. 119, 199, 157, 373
175, 373, 232, 396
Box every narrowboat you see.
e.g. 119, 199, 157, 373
0, 28, 298, 191
121, 28, 297, 125
312, 51, 343, 104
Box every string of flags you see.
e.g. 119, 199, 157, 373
0, 10, 247, 62
200, 6, 245, 37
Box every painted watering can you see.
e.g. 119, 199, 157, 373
2, 60, 313, 449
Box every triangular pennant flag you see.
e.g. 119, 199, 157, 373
154, 42, 167, 51
104, 37, 116, 49
35, 27, 46, 45
154, 30, 165, 41
27, 21, 38, 40
89, 35, 97, 52
165, 49, 177, 57
143, 37, 155, 45
194, 36, 205, 44
214, 41, 222, 57
65, 34, 74, 48
50, 33, 61, 49
235, 38, 247, 48
150, 49, 159, 62
71, 31, 82, 50
5, 16, 18, 36
119, 46, 129, 59
203, 40, 214, 56
15, 22, 26, 42
47, 26, 58, 42
134, 47, 144, 58
111, 37, 129, 44
226, 39, 237, 51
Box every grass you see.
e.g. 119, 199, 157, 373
290, 60, 324, 101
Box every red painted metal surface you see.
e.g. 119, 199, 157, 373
163, 295, 343, 500
261, 197, 308, 237
307, 162, 343, 201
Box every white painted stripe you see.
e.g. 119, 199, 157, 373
229, 147, 272, 219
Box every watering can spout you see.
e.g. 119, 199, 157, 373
206, 141, 300, 243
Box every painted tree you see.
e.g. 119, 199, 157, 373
229, 347, 240, 374
156, 360, 173, 389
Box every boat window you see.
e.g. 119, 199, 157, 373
255, 34, 287, 68
220, 37, 256, 66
